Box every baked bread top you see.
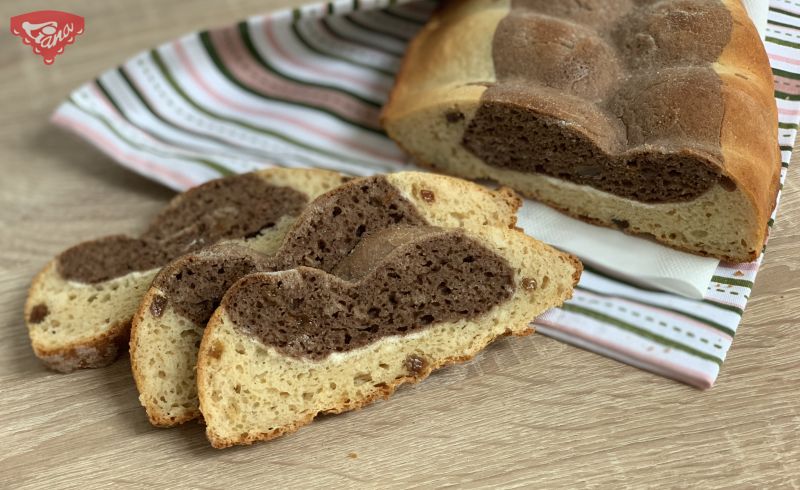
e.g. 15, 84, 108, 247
383, 0, 780, 260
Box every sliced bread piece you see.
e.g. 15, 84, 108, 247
197, 222, 580, 448
25, 169, 347, 372
131, 172, 521, 426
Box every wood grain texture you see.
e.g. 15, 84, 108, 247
1, 1, 798, 488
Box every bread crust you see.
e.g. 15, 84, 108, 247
381, 0, 501, 123
31, 322, 130, 373
716, 0, 782, 255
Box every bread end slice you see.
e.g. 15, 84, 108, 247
25, 261, 158, 372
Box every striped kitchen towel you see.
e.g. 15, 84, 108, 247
51, 0, 796, 389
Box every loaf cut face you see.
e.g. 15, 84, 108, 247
382, 0, 781, 262
131, 172, 524, 426
25, 169, 347, 372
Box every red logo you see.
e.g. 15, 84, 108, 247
10, 10, 84, 65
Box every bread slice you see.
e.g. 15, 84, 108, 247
25, 169, 347, 372
131, 172, 522, 427
197, 223, 581, 448
381, 0, 781, 262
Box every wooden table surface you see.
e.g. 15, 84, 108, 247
1, 1, 798, 488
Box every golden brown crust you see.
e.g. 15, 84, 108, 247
495, 186, 523, 226
381, 0, 499, 124
717, 0, 781, 253
128, 290, 150, 416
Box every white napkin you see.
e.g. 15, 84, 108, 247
517, 202, 720, 298
744, 0, 769, 40
514, 0, 770, 299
